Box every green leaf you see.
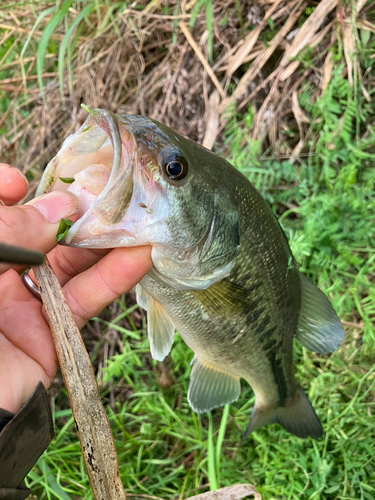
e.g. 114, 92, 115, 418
56, 218, 74, 242
58, 177, 75, 183
81, 103, 93, 116
37, 0, 73, 100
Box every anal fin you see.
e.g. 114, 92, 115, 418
188, 358, 241, 413
147, 294, 175, 362
295, 273, 344, 354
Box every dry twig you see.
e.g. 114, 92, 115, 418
33, 260, 126, 500
179, 21, 225, 99
186, 484, 261, 500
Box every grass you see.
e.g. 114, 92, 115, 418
226, 67, 375, 347
29, 67, 375, 500
26, 329, 375, 499
0, 1, 374, 499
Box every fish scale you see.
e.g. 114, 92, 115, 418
36, 109, 345, 440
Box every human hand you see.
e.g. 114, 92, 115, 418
0, 163, 152, 413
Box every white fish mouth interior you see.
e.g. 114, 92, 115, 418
51, 125, 113, 219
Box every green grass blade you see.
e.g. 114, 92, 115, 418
215, 404, 229, 485
207, 412, 218, 491
206, 0, 213, 62
189, 0, 206, 29
95, 2, 120, 36
58, 3, 95, 99
20, 5, 56, 87
37, 457, 72, 500
37, 0, 72, 101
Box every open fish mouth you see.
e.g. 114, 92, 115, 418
36, 109, 169, 248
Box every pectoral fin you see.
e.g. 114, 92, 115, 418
191, 279, 248, 316
147, 295, 175, 362
188, 358, 241, 413
135, 283, 148, 310
295, 273, 344, 354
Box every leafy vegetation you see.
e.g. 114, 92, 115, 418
226, 66, 375, 347
0, 1, 374, 499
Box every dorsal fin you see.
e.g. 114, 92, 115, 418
295, 273, 344, 354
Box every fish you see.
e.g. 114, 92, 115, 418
36, 109, 344, 440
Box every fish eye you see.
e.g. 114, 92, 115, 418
163, 155, 188, 180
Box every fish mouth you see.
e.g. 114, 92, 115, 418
37, 109, 162, 247
86, 110, 134, 226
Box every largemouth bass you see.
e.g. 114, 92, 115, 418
37, 109, 344, 439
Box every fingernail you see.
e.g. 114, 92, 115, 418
16, 169, 28, 184
27, 190, 79, 224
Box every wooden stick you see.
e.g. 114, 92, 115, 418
33, 259, 126, 500
186, 484, 261, 500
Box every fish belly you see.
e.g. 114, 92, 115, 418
140, 271, 295, 410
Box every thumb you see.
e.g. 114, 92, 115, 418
0, 190, 79, 273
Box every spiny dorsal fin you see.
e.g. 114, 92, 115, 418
295, 273, 344, 354
188, 358, 241, 413
191, 279, 248, 316
146, 293, 175, 362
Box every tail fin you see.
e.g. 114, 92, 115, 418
243, 385, 322, 441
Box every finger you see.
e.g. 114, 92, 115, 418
0, 163, 28, 205
27, 245, 109, 290
0, 270, 55, 371
63, 245, 153, 328
44, 245, 109, 287
0, 269, 57, 412
0, 190, 79, 274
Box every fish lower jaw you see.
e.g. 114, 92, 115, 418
63, 231, 137, 248
63, 218, 138, 248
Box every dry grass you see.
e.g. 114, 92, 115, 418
0, 0, 373, 185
